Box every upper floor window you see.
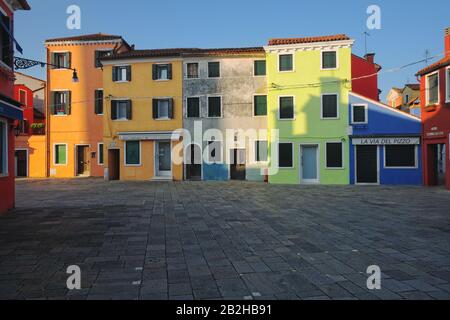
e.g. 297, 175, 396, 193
208, 62, 220, 78
95, 89, 104, 115
19, 89, 27, 105
404, 94, 409, 104
95, 50, 113, 68
254, 60, 266, 76
208, 96, 222, 118
254, 95, 267, 116
279, 54, 293, 72
321, 94, 338, 119
186, 63, 199, 79
186, 97, 200, 118
0, 120, 7, 175
153, 98, 174, 119
446, 68, 450, 102
113, 65, 131, 82
351, 104, 368, 124
111, 100, 132, 120
0, 12, 12, 67
255, 140, 268, 162
153, 64, 172, 81
51, 91, 71, 115
52, 52, 71, 69
426, 73, 439, 105
279, 96, 294, 119
322, 51, 337, 69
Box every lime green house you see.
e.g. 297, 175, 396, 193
264, 34, 354, 184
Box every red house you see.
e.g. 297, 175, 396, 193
416, 27, 450, 189
0, 0, 30, 214
352, 53, 382, 101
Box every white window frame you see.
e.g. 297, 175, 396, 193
253, 59, 267, 77
97, 143, 104, 166
320, 50, 339, 70
185, 62, 200, 79
278, 142, 294, 169
446, 67, 450, 103
325, 141, 345, 170
254, 140, 269, 164
425, 71, 440, 106
95, 88, 104, 116
207, 61, 221, 78
351, 103, 368, 124
278, 53, 295, 73
53, 143, 68, 166
124, 140, 142, 167
253, 94, 268, 117
207, 95, 223, 118
0, 118, 8, 177
320, 93, 340, 120
278, 95, 296, 120
113, 65, 131, 83
383, 145, 418, 169
185, 96, 201, 119
18, 89, 27, 106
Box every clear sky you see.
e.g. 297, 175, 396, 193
13, 0, 450, 102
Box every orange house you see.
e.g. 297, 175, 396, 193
45, 34, 130, 178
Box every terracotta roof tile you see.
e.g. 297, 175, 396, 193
405, 83, 420, 91
268, 34, 351, 46
416, 55, 450, 76
45, 33, 124, 43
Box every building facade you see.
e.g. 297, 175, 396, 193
386, 84, 421, 117
0, 0, 29, 214
416, 27, 450, 189
45, 33, 130, 178
182, 48, 268, 181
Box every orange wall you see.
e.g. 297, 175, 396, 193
15, 135, 47, 178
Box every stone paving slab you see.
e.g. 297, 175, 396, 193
0, 178, 449, 300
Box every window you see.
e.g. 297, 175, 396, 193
51, 91, 71, 115
125, 141, 140, 166
19, 89, 27, 105
405, 94, 409, 104
446, 68, 450, 102
207, 140, 222, 163
279, 96, 294, 119
54, 144, 67, 165
153, 98, 173, 119
208, 62, 220, 78
326, 142, 343, 168
1, 12, 12, 66
279, 54, 293, 72
254, 95, 267, 116
322, 94, 338, 119
278, 143, 293, 168
186, 63, 199, 79
385, 145, 417, 168
111, 100, 132, 120
352, 104, 367, 124
322, 51, 337, 69
113, 65, 131, 82
17, 119, 29, 134
0, 120, 7, 175
208, 96, 222, 118
98, 143, 104, 165
254, 60, 266, 76
187, 97, 200, 118
255, 141, 268, 162
427, 73, 439, 105
95, 89, 103, 115
95, 50, 113, 68
52, 52, 71, 69
153, 64, 172, 80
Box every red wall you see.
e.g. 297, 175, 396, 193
351, 54, 380, 101
14, 84, 35, 134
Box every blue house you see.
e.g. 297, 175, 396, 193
349, 92, 423, 185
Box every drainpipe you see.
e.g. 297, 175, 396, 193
45, 47, 50, 178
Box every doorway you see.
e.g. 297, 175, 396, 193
15, 149, 27, 177
230, 149, 246, 180
76, 145, 90, 176
156, 141, 172, 177
108, 149, 120, 180
427, 144, 446, 186
300, 144, 319, 184
356, 145, 379, 184
186, 144, 202, 180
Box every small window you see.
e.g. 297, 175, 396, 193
405, 94, 409, 104
187, 97, 200, 118
52, 91, 71, 115
322, 94, 338, 119
95, 50, 113, 68
255, 141, 268, 162
19, 89, 27, 105
207, 140, 222, 163
111, 100, 131, 120
153, 98, 173, 119
54, 144, 67, 165
385, 145, 416, 168
279, 54, 293, 72
0, 121, 7, 175
98, 143, 104, 165
352, 105, 367, 124
113, 65, 131, 82
278, 143, 293, 168
95, 89, 104, 115
326, 142, 343, 168
279, 96, 294, 119
322, 51, 337, 69
254, 60, 266, 76
208, 96, 222, 118
208, 62, 220, 78
153, 64, 172, 80
52, 52, 70, 69
186, 63, 199, 79
254, 95, 267, 116
125, 141, 140, 165
427, 73, 439, 105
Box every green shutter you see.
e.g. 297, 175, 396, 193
126, 141, 140, 165
322, 51, 336, 69
254, 95, 267, 116
254, 60, 266, 76
56, 145, 66, 164
279, 55, 292, 71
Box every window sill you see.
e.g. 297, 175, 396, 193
52, 114, 69, 117
384, 166, 418, 170
125, 164, 142, 167
253, 114, 268, 118
113, 80, 130, 83
325, 167, 345, 170
278, 70, 295, 73
113, 119, 130, 122
208, 77, 221, 79
278, 118, 295, 121
185, 77, 200, 80
321, 117, 340, 120
154, 79, 171, 82
53, 164, 67, 167
207, 116, 223, 119
321, 67, 339, 71
351, 122, 368, 125
154, 118, 173, 121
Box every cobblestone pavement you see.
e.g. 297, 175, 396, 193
1, 178, 450, 300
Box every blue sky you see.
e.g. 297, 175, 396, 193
13, 0, 450, 101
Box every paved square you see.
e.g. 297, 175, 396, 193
1, 179, 450, 300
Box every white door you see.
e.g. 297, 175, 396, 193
300, 145, 319, 184
156, 141, 172, 177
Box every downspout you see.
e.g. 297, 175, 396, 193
45, 47, 50, 177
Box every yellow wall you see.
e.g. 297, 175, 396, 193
103, 59, 184, 181
15, 135, 47, 178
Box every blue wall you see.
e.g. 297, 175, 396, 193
203, 163, 229, 181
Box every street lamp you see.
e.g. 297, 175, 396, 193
14, 57, 80, 83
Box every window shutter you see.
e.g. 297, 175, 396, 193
167, 64, 173, 80
95, 51, 100, 68
152, 99, 158, 119
111, 101, 117, 120
112, 67, 118, 82
126, 100, 132, 120
67, 91, 72, 115
126, 66, 131, 81
50, 53, 55, 69
152, 65, 157, 80
49, 92, 55, 115
67, 52, 72, 69
168, 98, 174, 119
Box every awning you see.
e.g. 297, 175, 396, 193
0, 94, 23, 120
118, 131, 181, 141
0, 17, 23, 54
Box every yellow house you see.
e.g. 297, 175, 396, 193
101, 49, 187, 181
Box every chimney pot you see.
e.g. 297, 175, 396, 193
445, 27, 450, 56
364, 53, 375, 64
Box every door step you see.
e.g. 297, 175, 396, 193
151, 176, 173, 181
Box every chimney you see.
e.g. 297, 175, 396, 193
364, 53, 375, 64
445, 27, 450, 56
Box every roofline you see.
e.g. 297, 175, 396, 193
14, 71, 46, 83
416, 59, 450, 76
264, 39, 354, 52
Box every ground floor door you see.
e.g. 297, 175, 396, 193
76, 146, 90, 176
15, 150, 27, 177
427, 143, 446, 186
300, 145, 319, 184
356, 145, 378, 184
230, 149, 246, 180
156, 141, 172, 177
186, 144, 202, 180
108, 149, 120, 180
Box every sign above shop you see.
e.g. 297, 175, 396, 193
352, 137, 420, 145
